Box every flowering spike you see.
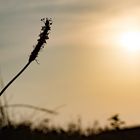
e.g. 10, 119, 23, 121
0, 18, 52, 96
29, 18, 52, 63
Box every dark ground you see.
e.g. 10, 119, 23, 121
0, 122, 140, 140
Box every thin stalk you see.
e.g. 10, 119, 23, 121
0, 104, 58, 115
0, 68, 10, 125
0, 18, 52, 96
0, 61, 31, 96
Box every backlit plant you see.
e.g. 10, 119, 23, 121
0, 18, 52, 96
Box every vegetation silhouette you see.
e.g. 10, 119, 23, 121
0, 114, 139, 140
0, 18, 52, 96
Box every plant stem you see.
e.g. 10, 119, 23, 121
0, 104, 58, 115
0, 61, 31, 96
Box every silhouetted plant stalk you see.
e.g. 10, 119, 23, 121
0, 18, 52, 96
0, 68, 11, 125
0, 104, 57, 115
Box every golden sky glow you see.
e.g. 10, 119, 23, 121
1, 0, 140, 127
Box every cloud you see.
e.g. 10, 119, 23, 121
1, 0, 140, 15
1, 0, 140, 55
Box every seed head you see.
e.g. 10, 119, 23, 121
29, 18, 52, 63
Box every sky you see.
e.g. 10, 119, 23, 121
1, 0, 140, 127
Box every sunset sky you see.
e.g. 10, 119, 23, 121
1, 0, 140, 127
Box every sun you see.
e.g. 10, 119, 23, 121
119, 31, 140, 51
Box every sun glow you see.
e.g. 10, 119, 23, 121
119, 31, 140, 51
